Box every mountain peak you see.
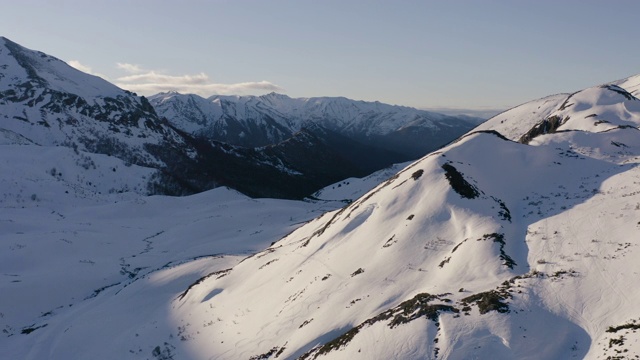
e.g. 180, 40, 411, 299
0, 36, 124, 98
0, 38, 209, 197
259, 91, 293, 105
613, 73, 640, 97
262, 91, 290, 98
0, 35, 16, 45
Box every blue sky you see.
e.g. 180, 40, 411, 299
2, 0, 640, 112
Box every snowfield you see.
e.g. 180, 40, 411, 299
1, 183, 342, 359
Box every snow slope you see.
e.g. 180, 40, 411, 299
0, 36, 206, 195
614, 74, 640, 98
156, 76, 639, 359
311, 161, 412, 203
0, 183, 342, 359
0, 38, 122, 99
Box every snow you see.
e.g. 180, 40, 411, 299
613, 73, 640, 98
149, 91, 482, 141
311, 162, 412, 202
135, 75, 640, 359
473, 93, 569, 141
0, 36, 200, 187
0, 37, 123, 99
0, 174, 341, 359
3, 35, 640, 359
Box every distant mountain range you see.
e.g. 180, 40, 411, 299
0, 36, 479, 199
149, 92, 482, 198
149, 91, 482, 158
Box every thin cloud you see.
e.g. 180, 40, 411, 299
116, 62, 145, 74
115, 71, 284, 96
69, 60, 283, 96
117, 72, 210, 86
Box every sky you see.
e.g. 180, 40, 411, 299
2, 0, 640, 113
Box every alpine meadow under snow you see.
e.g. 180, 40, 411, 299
1, 35, 640, 360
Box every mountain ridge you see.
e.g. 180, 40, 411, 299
149, 90, 482, 159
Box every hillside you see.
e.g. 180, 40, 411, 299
0, 36, 213, 195
161, 78, 640, 360
165, 77, 639, 359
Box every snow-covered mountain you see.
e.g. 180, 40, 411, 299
0, 37, 417, 199
156, 78, 640, 359
149, 91, 482, 159
475, 75, 640, 143
4, 35, 640, 359
0, 36, 184, 164
33, 74, 635, 360
5, 74, 639, 359
0, 36, 213, 195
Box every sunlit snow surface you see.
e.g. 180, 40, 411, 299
1, 178, 340, 359
167, 81, 640, 360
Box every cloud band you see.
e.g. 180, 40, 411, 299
69, 61, 284, 96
